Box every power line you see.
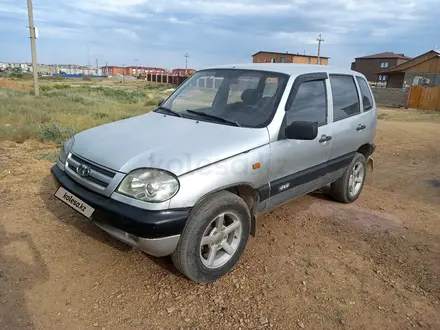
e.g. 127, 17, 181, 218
316, 34, 324, 65
27, 0, 39, 96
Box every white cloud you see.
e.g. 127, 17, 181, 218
168, 17, 193, 25
271, 32, 340, 45
113, 28, 139, 41
1, 0, 440, 68
0, 0, 27, 15
39, 26, 79, 38
71, 0, 149, 17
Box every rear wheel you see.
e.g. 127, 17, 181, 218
172, 191, 250, 284
330, 153, 366, 203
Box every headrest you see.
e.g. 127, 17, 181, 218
241, 89, 259, 104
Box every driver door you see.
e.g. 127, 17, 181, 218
267, 74, 332, 209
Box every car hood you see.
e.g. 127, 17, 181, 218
71, 112, 269, 176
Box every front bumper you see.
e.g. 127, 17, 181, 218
51, 165, 190, 257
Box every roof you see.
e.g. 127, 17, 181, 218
355, 52, 412, 60
200, 63, 360, 76
382, 50, 440, 74
252, 51, 330, 59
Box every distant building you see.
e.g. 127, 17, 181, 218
102, 66, 167, 77
0, 62, 30, 72
102, 66, 125, 76
379, 50, 440, 88
172, 68, 197, 76
29, 64, 57, 75
351, 52, 411, 83
252, 51, 329, 65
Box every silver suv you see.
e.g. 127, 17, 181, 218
51, 64, 376, 283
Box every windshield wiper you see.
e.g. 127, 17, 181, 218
154, 106, 183, 118
186, 110, 241, 127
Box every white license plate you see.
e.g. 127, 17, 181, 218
55, 187, 95, 218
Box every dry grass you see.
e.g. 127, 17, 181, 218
0, 79, 173, 143
377, 107, 440, 122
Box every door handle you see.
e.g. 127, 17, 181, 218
357, 124, 367, 131
319, 135, 332, 143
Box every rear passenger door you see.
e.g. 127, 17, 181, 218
356, 76, 377, 145
327, 75, 366, 178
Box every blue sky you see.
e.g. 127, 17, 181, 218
1, 0, 439, 70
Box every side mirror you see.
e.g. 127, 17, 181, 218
285, 121, 318, 140
157, 99, 165, 107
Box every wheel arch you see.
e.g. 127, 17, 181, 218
357, 143, 375, 159
193, 183, 260, 237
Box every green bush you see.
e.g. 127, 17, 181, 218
40, 85, 52, 92
53, 84, 70, 89
144, 98, 159, 106
92, 87, 145, 104
9, 72, 24, 79
39, 123, 77, 143
93, 112, 109, 119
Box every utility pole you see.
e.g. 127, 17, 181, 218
316, 34, 324, 65
27, 0, 39, 96
87, 45, 90, 67
95, 59, 99, 74
105, 61, 108, 76
184, 53, 190, 76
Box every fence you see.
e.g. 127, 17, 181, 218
51, 74, 107, 79
407, 86, 440, 111
372, 87, 407, 107
144, 73, 188, 86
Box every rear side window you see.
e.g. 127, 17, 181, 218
356, 77, 374, 111
286, 80, 327, 126
330, 75, 360, 121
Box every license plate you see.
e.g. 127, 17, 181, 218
55, 187, 95, 218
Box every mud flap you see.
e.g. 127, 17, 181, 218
250, 215, 257, 237
367, 158, 374, 172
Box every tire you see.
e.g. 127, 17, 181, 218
171, 191, 251, 284
330, 153, 367, 203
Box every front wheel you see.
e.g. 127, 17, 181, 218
330, 153, 367, 203
172, 191, 251, 284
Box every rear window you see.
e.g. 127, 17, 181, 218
330, 75, 360, 121
356, 77, 374, 111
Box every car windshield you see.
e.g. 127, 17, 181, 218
159, 69, 289, 128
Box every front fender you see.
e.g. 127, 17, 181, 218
169, 145, 271, 209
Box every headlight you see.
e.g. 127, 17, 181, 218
117, 169, 180, 203
58, 137, 74, 165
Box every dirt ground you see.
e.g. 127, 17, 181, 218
1, 111, 440, 330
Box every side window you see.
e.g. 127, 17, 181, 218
356, 76, 374, 111
330, 75, 360, 121
286, 80, 327, 126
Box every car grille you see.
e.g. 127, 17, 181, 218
65, 153, 117, 191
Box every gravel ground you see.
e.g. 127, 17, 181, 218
1, 116, 439, 330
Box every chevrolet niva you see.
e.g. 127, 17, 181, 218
52, 64, 376, 283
